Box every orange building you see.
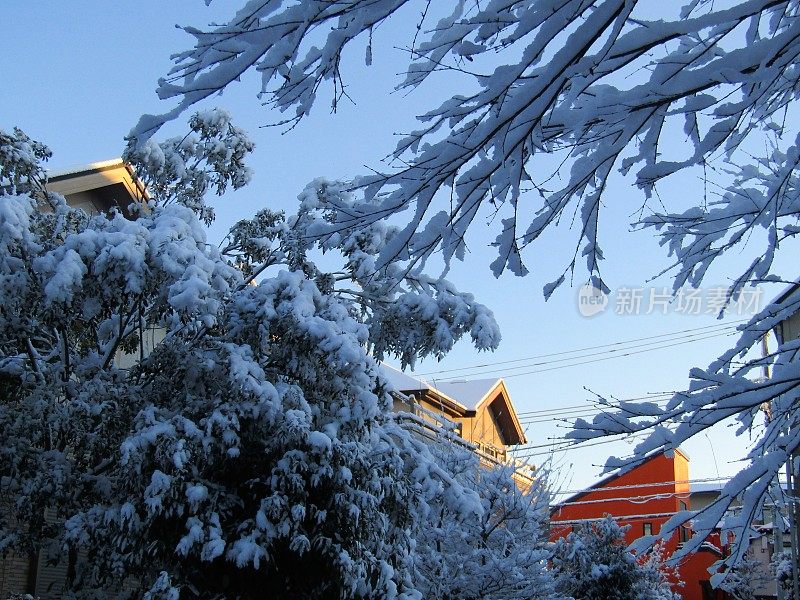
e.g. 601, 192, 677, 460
551, 450, 730, 600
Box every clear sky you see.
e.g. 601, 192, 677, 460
3, 2, 788, 493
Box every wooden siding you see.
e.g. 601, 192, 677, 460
0, 552, 31, 597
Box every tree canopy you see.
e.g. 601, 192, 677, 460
551, 517, 679, 600
0, 114, 504, 598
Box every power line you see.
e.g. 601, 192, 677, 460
519, 406, 672, 426
435, 329, 737, 381
414, 319, 748, 378
431, 327, 739, 381
552, 476, 729, 498
551, 511, 688, 524
513, 434, 646, 455
517, 420, 672, 449
514, 430, 653, 452
518, 398, 673, 425
511, 431, 655, 460
515, 392, 676, 417
421, 320, 744, 377
437, 329, 737, 381
553, 490, 693, 509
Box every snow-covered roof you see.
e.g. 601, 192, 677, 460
379, 364, 526, 445
379, 365, 505, 412
690, 482, 726, 494
379, 363, 431, 393
431, 378, 502, 411
47, 158, 126, 180
45, 158, 147, 214
379, 363, 466, 410
697, 541, 724, 557
772, 278, 800, 306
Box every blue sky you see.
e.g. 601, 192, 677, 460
2, 2, 783, 492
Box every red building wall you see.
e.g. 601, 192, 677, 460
551, 451, 729, 600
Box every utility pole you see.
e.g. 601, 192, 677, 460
766, 328, 800, 599
787, 454, 800, 600
763, 333, 791, 600
776, 503, 786, 600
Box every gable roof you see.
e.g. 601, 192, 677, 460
436, 378, 526, 445
432, 378, 501, 411
552, 448, 690, 514
379, 364, 527, 445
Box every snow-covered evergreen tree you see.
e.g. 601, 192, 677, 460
772, 549, 796, 599
718, 555, 768, 600
551, 517, 679, 600
129, 0, 800, 578
0, 115, 501, 598
412, 442, 558, 600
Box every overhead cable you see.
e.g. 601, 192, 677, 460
414, 319, 748, 378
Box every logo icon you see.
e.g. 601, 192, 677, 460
577, 284, 608, 317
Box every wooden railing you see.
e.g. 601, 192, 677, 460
390, 399, 535, 486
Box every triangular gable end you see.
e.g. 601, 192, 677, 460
481, 380, 527, 446
437, 379, 527, 446
551, 448, 690, 517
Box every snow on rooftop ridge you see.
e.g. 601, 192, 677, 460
378, 364, 488, 411
378, 362, 432, 394
47, 158, 126, 180
690, 482, 727, 494
432, 378, 502, 411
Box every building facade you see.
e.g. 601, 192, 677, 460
380, 364, 534, 484
550, 450, 730, 600
0, 160, 144, 599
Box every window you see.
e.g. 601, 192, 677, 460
700, 580, 715, 600
679, 525, 690, 543
678, 501, 690, 543
643, 523, 653, 536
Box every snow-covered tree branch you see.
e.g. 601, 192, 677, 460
570, 284, 800, 578
133, 0, 800, 284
